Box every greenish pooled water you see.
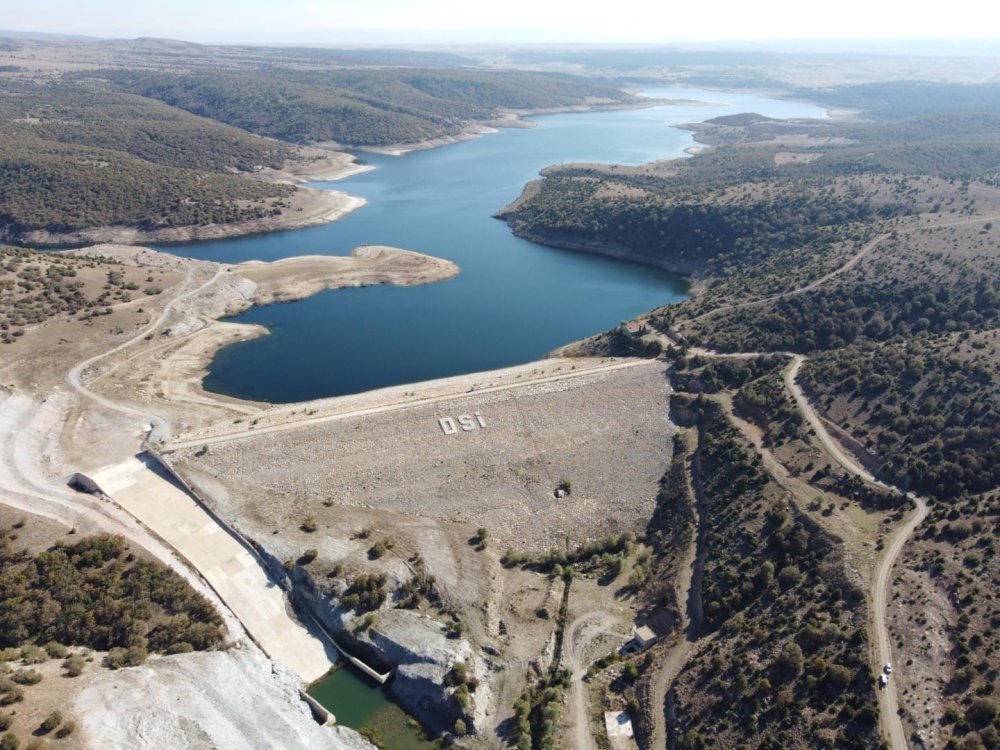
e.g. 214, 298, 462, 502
158, 87, 825, 404
309, 666, 439, 749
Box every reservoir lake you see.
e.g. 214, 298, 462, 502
163, 87, 825, 742
160, 88, 825, 403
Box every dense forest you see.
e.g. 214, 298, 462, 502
0, 78, 295, 240
0, 79, 295, 172
0, 529, 225, 657
651, 397, 878, 749
0, 43, 633, 240
802, 336, 1000, 498
499, 172, 899, 276
95, 68, 633, 146
0, 134, 292, 237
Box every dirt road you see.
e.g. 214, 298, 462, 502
648, 433, 703, 750
688, 212, 1000, 325
67, 266, 227, 442
564, 612, 630, 750
634, 345, 927, 750
785, 356, 928, 750
689, 232, 889, 323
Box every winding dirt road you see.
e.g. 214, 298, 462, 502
0, 265, 252, 641
648, 432, 705, 750
67, 266, 227, 442
689, 232, 889, 323
642, 217, 936, 749
785, 356, 928, 750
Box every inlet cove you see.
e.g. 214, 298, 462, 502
161, 88, 824, 403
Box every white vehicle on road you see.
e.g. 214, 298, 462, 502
884, 662, 892, 675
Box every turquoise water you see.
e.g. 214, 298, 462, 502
309, 666, 440, 749
160, 88, 825, 403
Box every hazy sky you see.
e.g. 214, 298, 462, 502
3, 0, 999, 44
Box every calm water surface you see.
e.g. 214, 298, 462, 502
167, 87, 824, 739
309, 666, 439, 749
161, 88, 825, 402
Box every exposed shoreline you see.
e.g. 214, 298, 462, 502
61, 244, 464, 429
21, 188, 367, 248
499, 222, 700, 278
233, 246, 460, 306
347, 97, 679, 157
16, 147, 372, 248
11, 93, 742, 247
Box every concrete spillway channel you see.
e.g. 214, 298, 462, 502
87, 454, 335, 683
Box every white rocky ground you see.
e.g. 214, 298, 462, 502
74, 649, 374, 750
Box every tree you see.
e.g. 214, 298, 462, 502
824, 664, 852, 692
755, 560, 775, 591
772, 643, 804, 682
39, 711, 62, 734
967, 697, 999, 728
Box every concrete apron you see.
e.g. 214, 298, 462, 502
89, 455, 333, 683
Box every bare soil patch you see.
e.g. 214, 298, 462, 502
236, 246, 459, 304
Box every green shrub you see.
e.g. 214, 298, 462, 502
968, 697, 999, 728
38, 711, 61, 734
103, 645, 148, 670
11, 670, 40, 686
18, 647, 45, 665
63, 655, 85, 677
43, 643, 68, 659
0, 534, 223, 655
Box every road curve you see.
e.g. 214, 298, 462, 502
689, 232, 889, 323
564, 612, 629, 750
67, 266, 226, 442
688, 212, 1000, 325
785, 355, 928, 750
